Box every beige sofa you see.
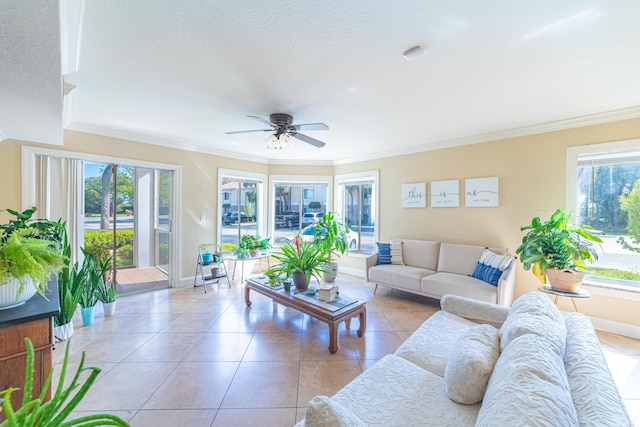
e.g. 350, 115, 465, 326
365, 239, 516, 306
297, 292, 633, 426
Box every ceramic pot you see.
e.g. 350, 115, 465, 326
81, 306, 96, 326
53, 321, 74, 341
0, 275, 37, 310
103, 301, 116, 316
201, 253, 213, 264
321, 261, 339, 283
292, 271, 309, 291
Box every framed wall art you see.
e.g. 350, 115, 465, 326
430, 180, 459, 208
465, 177, 499, 207
402, 183, 426, 208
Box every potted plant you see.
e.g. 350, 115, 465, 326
265, 234, 330, 290
78, 250, 101, 326
95, 254, 116, 316
54, 228, 83, 341
516, 209, 603, 292
239, 235, 260, 257
312, 212, 349, 282
0, 208, 66, 309
258, 237, 272, 255
199, 243, 215, 265
0, 338, 129, 426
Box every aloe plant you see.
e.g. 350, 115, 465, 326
0, 338, 129, 426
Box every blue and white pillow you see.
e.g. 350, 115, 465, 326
471, 249, 514, 286
375, 242, 392, 265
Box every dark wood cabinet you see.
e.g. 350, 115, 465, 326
0, 281, 59, 420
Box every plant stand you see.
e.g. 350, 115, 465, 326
194, 243, 230, 293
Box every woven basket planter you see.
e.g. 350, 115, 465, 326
546, 268, 585, 293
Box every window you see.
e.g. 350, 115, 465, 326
567, 140, 640, 289
219, 169, 265, 248
335, 171, 378, 253
270, 175, 331, 246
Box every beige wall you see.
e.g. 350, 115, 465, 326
2, 118, 640, 328
337, 117, 640, 327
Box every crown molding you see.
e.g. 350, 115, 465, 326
65, 121, 270, 164
66, 105, 640, 167
335, 105, 640, 165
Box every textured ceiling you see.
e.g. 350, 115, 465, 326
3, 1, 640, 163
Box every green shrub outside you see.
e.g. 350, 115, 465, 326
85, 230, 134, 267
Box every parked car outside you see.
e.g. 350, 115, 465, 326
301, 212, 324, 227
275, 211, 300, 229
222, 211, 253, 225
299, 224, 359, 249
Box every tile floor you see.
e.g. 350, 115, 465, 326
53, 274, 640, 426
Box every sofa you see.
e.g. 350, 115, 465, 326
366, 239, 516, 306
296, 292, 633, 427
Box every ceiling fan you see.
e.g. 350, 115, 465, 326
225, 113, 328, 149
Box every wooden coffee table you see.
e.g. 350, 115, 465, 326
244, 277, 367, 354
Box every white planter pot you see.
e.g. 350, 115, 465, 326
321, 261, 339, 283
0, 275, 38, 310
54, 321, 74, 341
103, 301, 116, 316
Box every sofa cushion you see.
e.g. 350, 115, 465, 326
390, 242, 404, 265
440, 294, 509, 328
470, 249, 514, 286
304, 395, 367, 427
331, 354, 480, 426
391, 239, 440, 270
436, 243, 485, 275
444, 324, 500, 405
500, 291, 567, 357
564, 313, 634, 426
476, 334, 579, 427
369, 264, 433, 293
375, 242, 391, 265
421, 273, 499, 304
395, 310, 477, 376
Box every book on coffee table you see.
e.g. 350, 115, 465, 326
293, 292, 357, 312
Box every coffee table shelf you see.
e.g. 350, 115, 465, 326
244, 277, 366, 354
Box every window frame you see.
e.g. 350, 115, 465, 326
566, 139, 640, 301
334, 170, 379, 255
218, 168, 267, 247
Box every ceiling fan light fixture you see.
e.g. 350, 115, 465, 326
266, 133, 292, 150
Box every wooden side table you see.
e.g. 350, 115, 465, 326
537, 286, 590, 312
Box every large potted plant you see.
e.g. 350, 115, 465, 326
0, 208, 66, 309
312, 212, 349, 282
516, 209, 603, 292
265, 234, 330, 290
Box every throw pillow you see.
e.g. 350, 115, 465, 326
471, 248, 514, 286
305, 395, 367, 427
476, 334, 579, 427
375, 242, 391, 265
499, 291, 566, 357
444, 324, 500, 405
390, 242, 404, 265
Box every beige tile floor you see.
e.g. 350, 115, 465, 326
53, 274, 640, 426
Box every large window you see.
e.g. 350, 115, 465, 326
219, 170, 265, 248
335, 171, 378, 253
567, 140, 640, 289
270, 176, 331, 245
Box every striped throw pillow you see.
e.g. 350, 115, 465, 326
390, 242, 404, 265
471, 249, 514, 286
375, 242, 392, 265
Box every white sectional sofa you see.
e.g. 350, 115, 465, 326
297, 292, 633, 427
366, 239, 516, 306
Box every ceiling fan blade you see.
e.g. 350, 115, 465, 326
247, 115, 275, 127
224, 128, 272, 135
291, 132, 326, 148
292, 122, 329, 131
